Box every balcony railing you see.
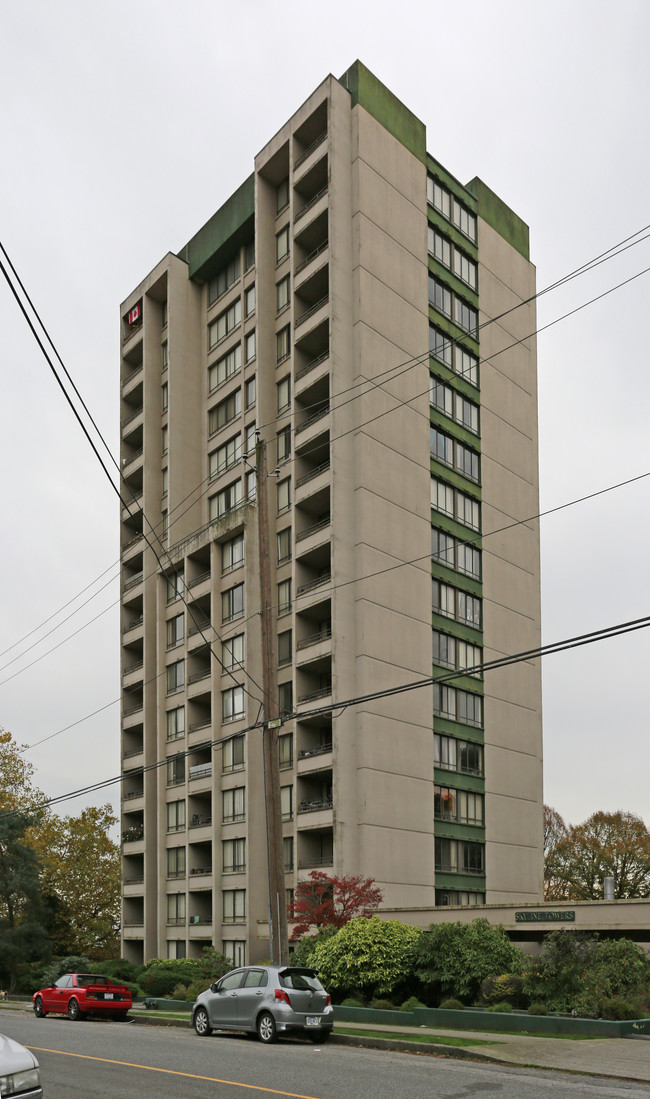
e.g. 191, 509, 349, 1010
295, 239, 329, 276
188, 569, 211, 589
295, 349, 329, 383
298, 855, 333, 869
298, 798, 333, 813
122, 828, 144, 843
122, 616, 143, 634
297, 627, 332, 651
294, 186, 328, 225
296, 515, 330, 543
189, 719, 211, 733
190, 815, 212, 828
122, 660, 144, 676
298, 743, 332, 759
123, 703, 143, 717
123, 572, 144, 592
435, 863, 485, 876
295, 294, 329, 328
189, 763, 212, 780
296, 404, 330, 435
124, 790, 144, 801
188, 669, 210, 685
297, 685, 332, 704
296, 461, 330, 490
188, 618, 211, 637
121, 406, 144, 430
123, 447, 143, 465
123, 746, 143, 759
294, 129, 327, 169
297, 573, 331, 596
190, 867, 213, 876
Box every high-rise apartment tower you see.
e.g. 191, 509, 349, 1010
119, 62, 543, 964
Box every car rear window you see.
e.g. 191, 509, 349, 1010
279, 969, 324, 992
77, 975, 110, 986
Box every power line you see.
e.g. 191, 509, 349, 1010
5, 609, 650, 820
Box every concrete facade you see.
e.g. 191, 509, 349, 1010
119, 62, 543, 965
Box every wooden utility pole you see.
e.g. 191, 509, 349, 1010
256, 437, 290, 965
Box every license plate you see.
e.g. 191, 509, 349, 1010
306, 1016, 320, 1027
105, 993, 114, 1000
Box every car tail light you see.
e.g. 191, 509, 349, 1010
324, 994, 331, 1007
274, 989, 292, 1006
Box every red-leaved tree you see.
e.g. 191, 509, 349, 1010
290, 871, 383, 940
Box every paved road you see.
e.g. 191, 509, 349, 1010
2, 1010, 648, 1099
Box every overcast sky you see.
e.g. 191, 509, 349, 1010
1, 0, 648, 831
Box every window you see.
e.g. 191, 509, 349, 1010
433, 631, 482, 677
208, 256, 241, 304
162, 424, 168, 454
456, 393, 479, 434
276, 275, 290, 314
429, 276, 452, 317
167, 614, 184, 648
453, 199, 477, 242
458, 590, 481, 627
283, 835, 294, 872
433, 580, 481, 628
222, 685, 245, 721
162, 341, 168, 369
277, 178, 289, 213
278, 680, 293, 718
457, 542, 481, 580
431, 477, 454, 517
429, 325, 452, 368
455, 346, 478, 388
166, 570, 184, 603
286, 888, 295, 919
431, 529, 455, 569
209, 389, 241, 436
435, 786, 484, 826
430, 427, 453, 467
455, 442, 480, 483
434, 685, 483, 728
277, 527, 291, 564
277, 376, 291, 412
245, 240, 255, 271
435, 837, 484, 875
436, 889, 485, 907
223, 940, 246, 967
278, 629, 292, 666
209, 345, 241, 393
222, 583, 244, 623
209, 299, 241, 348
277, 478, 291, 515
245, 284, 256, 317
281, 785, 293, 820
457, 689, 483, 726
162, 509, 168, 537
435, 733, 484, 776
279, 732, 293, 769
166, 706, 185, 741
428, 227, 451, 268
453, 247, 477, 290
277, 425, 291, 463
223, 889, 246, 923
430, 378, 479, 435
245, 422, 257, 457
222, 634, 244, 670
276, 225, 290, 263
223, 837, 246, 872
455, 297, 478, 338
246, 469, 256, 500
277, 579, 291, 616
276, 325, 291, 363
457, 638, 482, 676
167, 660, 184, 693
245, 330, 256, 363
162, 382, 168, 411
245, 377, 256, 409
222, 533, 244, 573
427, 176, 451, 219
167, 754, 185, 787
167, 893, 186, 924
209, 479, 242, 520
430, 377, 454, 419
457, 492, 480, 532
167, 847, 185, 878
210, 435, 241, 480
222, 734, 244, 772
434, 785, 456, 821
222, 786, 245, 823
166, 800, 186, 833
162, 466, 168, 497
161, 299, 168, 328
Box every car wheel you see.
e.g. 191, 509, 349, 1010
33, 996, 45, 1018
193, 1007, 212, 1037
68, 998, 85, 1021
309, 1029, 330, 1044
257, 1012, 277, 1044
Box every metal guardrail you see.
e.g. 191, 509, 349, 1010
297, 627, 332, 651
121, 406, 144, 429
294, 129, 327, 169
298, 743, 332, 759
123, 747, 143, 759
297, 685, 332, 704
296, 516, 330, 542
123, 572, 144, 592
295, 239, 329, 276
298, 799, 333, 813
295, 349, 329, 383
188, 569, 211, 589
298, 856, 333, 869
297, 573, 331, 596
295, 294, 329, 328
295, 186, 328, 224
188, 669, 210, 684
435, 864, 485, 876
123, 660, 144, 676
296, 404, 330, 434
296, 461, 330, 489
123, 704, 143, 717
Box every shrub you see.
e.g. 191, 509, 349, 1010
414, 919, 521, 1005
598, 996, 642, 1021
140, 960, 202, 997
439, 997, 464, 1011
185, 978, 212, 1002
41, 957, 92, 987
92, 959, 144, 984
527, 1002, 548, 1016
400, 996, 426, 1012
310, 916, 420, 1002
171, 983, 188, 1000
485, 1001, 513, 1013
481, 974, 525, 1008
370, 999, 396, 1011
290, 925, 337, 969
341, 996, 365, 1007
523, 932, 650, 1014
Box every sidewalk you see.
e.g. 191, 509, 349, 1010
335, 1020, 650, 1084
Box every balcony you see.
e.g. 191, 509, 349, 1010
294, 128, 327, 173
294, 150, 328, 224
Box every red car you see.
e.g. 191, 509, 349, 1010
33, 973, 132, 1021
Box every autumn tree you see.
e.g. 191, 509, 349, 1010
544, 810, 650, 900
290, 871, 383, 939
0, 727, 47, 817
543, 804, 569, 900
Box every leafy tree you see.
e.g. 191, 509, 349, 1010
290, 925, 338, 968
310, 916, 420, 1001
413, 919, 521, 1004
546, 811, 650, 900
522, 930, 650, 1015
34, 805, 120, 958
0, 813, 50, 989
543, 804, 569, 899
0, 727, 46, 816
290, 871, 383, 939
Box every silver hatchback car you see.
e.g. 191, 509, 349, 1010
192, 965, 333, 1044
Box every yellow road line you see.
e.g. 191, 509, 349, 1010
27, 1046, 322, 1098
